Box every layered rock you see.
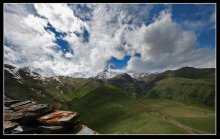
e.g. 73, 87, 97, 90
4, 99, 98, 134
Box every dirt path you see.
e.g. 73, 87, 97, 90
136, 101, 211, 134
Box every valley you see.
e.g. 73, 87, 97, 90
66, 86, 215, 134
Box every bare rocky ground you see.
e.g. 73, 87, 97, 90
4, 97, 98, 135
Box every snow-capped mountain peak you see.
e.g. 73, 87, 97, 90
95, 64, 122, 79
127, 70, 150, 79
95, 64, 151, 80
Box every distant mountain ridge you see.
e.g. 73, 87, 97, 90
95, 64, 152, 80
4, 64, 215, 107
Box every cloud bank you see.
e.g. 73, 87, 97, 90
4, 4, 216, 77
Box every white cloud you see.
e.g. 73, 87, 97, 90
4, 5, 57, 67
34, 3, 87, 33
182, 20, 207, 31
126, 10, 215, 72
4, 4, 215, 77
64, 52, 73, 59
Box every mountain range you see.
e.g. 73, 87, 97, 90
4, 64, 215, 134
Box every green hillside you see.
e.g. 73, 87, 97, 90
4, 65, 98, 108
165, 67, 215, 79
146, 77, 215, 107
4, 64, 216, 134
66, 85, 215, 134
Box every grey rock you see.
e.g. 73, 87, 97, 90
39, 126, 63, 134
4, 112, 24, 121
11, 125, 23, 134
5, 109, 14, 113
5, 100, 22, 107
9, 101, 32, 109
13, 102, 36, 111
37, 110, 80, 126
76, 125, 98, 135
4, 121, 19, 133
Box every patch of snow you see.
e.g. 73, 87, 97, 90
53, 76, 64, 86
60, 90, 64, 94
17, 80, 23, 84
4, 67, 22, 80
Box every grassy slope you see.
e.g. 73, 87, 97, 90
139, 99, 215, 133
146, 77, 215, 107
5, 76, 101, 108
66, 85, 215, 134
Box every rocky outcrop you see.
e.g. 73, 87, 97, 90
4, 99, 98, 134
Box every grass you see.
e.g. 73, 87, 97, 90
139, 98, 215, 133
66, 85, 215, 134
147, 77, 215, 107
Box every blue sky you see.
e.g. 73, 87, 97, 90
107, 4, 215, 69
4, 4, 216, 76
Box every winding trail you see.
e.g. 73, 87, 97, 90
136, 101, 211, 134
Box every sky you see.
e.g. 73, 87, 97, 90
3, 3, 216, 77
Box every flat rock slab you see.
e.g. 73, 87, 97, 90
19, 104, 53, 115
37, 110, 80, 126
5, 103, 54, 125
9, 101, 32, 109
4, 112, 24, 121
4, 99, 98, 134
5, 100, 22, 107
5, 109, 14, 113
28, 104, 53, 113
5, 107, 14, 113
4, 121, 19, 133
13, 102, 36, 111
39, 126, 63, 134
5, 106, 11, 110
19, 104, 53, 124
76, 125, 98, 135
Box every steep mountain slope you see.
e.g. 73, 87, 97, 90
4, 64, 100, 108
107, 73, 149, 97
146, 77, 215, 107
145, 67, 215, 107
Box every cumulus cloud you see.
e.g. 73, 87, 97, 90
126, 10, 215, 72
34, 3, 87, 33
3, 4, 215, 77
4, 4, 57, 67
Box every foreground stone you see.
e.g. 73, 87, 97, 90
4, 111, 24, 121
5, 104, 53, 124
4, 121, 19, 133
37, 110, 80, 126
9, 101, 32, 109
4, 99, 98, 134
76, 125, 98, 135
39, 126, 64, 134
5, 100, 22, 107
13, 102, 36, 111
10, 125, 23, 134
